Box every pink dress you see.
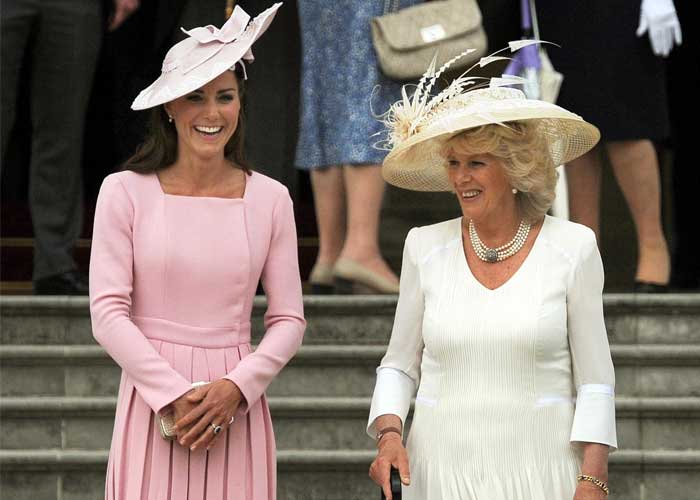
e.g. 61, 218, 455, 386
89, 170, 306, 500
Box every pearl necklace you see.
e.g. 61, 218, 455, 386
468, 219, 531, 263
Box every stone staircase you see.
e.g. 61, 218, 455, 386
1, 295, 699, 500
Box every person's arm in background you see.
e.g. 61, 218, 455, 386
636, 0, 682, 57
109, 0, 140, 31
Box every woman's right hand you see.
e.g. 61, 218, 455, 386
369, 434, 410, 500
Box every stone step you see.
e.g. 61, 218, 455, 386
1, 396, 699, 453
2, 344, 700, 398
1, 295, 700, 346
1, 449, 699, 500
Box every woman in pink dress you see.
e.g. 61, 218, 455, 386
89, 4, 305, 499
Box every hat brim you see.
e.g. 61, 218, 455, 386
382, 101, 600, 191
131, 3, 281, 111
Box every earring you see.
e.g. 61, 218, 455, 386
168, 115, 173, 123
512, 188, 518, 195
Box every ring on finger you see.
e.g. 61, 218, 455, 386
210, 423, 222, 435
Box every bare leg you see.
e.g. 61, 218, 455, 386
310, 166, 346, 267
339, 164, 398, 284
566, 146, 603, 242
606, 139, 670, 284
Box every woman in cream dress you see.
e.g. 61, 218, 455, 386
367, 46, 617, 500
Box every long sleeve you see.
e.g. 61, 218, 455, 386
89, 175, 192, 415
367, 228, 425, 438
224, 189, 305, 411
567, 228, 617, 449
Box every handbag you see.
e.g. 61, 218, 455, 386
371, 0, 488, 81
157, 381, 210, 440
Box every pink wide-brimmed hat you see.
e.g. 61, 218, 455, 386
131, 2, 282, 110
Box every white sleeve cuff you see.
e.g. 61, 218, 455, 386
366, 367, 416, 439
570, 384, 618, 450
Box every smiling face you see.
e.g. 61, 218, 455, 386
164, 71, 240, 161
445, 149, 517, 225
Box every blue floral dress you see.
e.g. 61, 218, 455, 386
295, 0, 421, 170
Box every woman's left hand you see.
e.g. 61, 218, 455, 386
174, 379, 243, 451
573, 481, 607, 500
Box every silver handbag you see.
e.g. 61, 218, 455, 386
371, 0, 488, 80
157, 381, 209, 440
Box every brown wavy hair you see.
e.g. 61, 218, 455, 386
122, 69, 252, 175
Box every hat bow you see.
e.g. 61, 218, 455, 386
162, 5, 255, 74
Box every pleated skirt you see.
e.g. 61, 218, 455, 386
104, 320, 276, 500
403, 457, 580, 500
401, 400, 582, 499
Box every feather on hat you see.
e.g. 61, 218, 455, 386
380, 40, 600, 191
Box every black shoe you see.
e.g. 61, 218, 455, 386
633, 281, 669, 294
34, 270, 89, 295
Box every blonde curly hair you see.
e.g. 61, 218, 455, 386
443, 121, 558, 223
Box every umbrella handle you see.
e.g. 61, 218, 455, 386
520, 0, 532, 32
530, 0, 542, 41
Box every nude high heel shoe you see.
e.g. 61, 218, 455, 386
332, 259, 400, 294
309, 263, 335, 294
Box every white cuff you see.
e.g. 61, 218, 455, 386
570, 384, 617, 450
366, 367, 416, 439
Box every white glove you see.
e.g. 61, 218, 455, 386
636, 0, 682, 57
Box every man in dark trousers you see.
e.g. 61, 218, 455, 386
1, 0, 138, 294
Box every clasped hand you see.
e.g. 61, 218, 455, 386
170, 379, 242, 451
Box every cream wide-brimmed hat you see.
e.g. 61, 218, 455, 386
131, 3, 282, 111
380, 42, 600, 192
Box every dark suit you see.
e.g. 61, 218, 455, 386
1, 0, 102, 280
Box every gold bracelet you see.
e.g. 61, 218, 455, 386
577, 474, 609, 495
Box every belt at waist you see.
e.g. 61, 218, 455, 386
132, 316, 251, 348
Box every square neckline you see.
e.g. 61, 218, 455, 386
457, 215, 550, 293
152, 170, 251, 201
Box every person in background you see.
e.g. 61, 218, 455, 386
666, 0, 699, 291
294, 0, 422, 295
538, 0, 682, 292
1, 0, 139, 294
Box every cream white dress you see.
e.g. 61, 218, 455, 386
367, 216, 617, 500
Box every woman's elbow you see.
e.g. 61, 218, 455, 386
90, 312, 114, 346
270, 316, 306, 356
291, 318, 306, 351
89, 301, 128, 346
90, 318, 108, 346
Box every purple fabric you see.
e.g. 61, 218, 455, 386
521, 0, 532, 30
504, 43, 541, 76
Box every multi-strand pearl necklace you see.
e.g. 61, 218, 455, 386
468, 219, 531, 263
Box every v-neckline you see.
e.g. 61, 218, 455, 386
458, 215, 549, 293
